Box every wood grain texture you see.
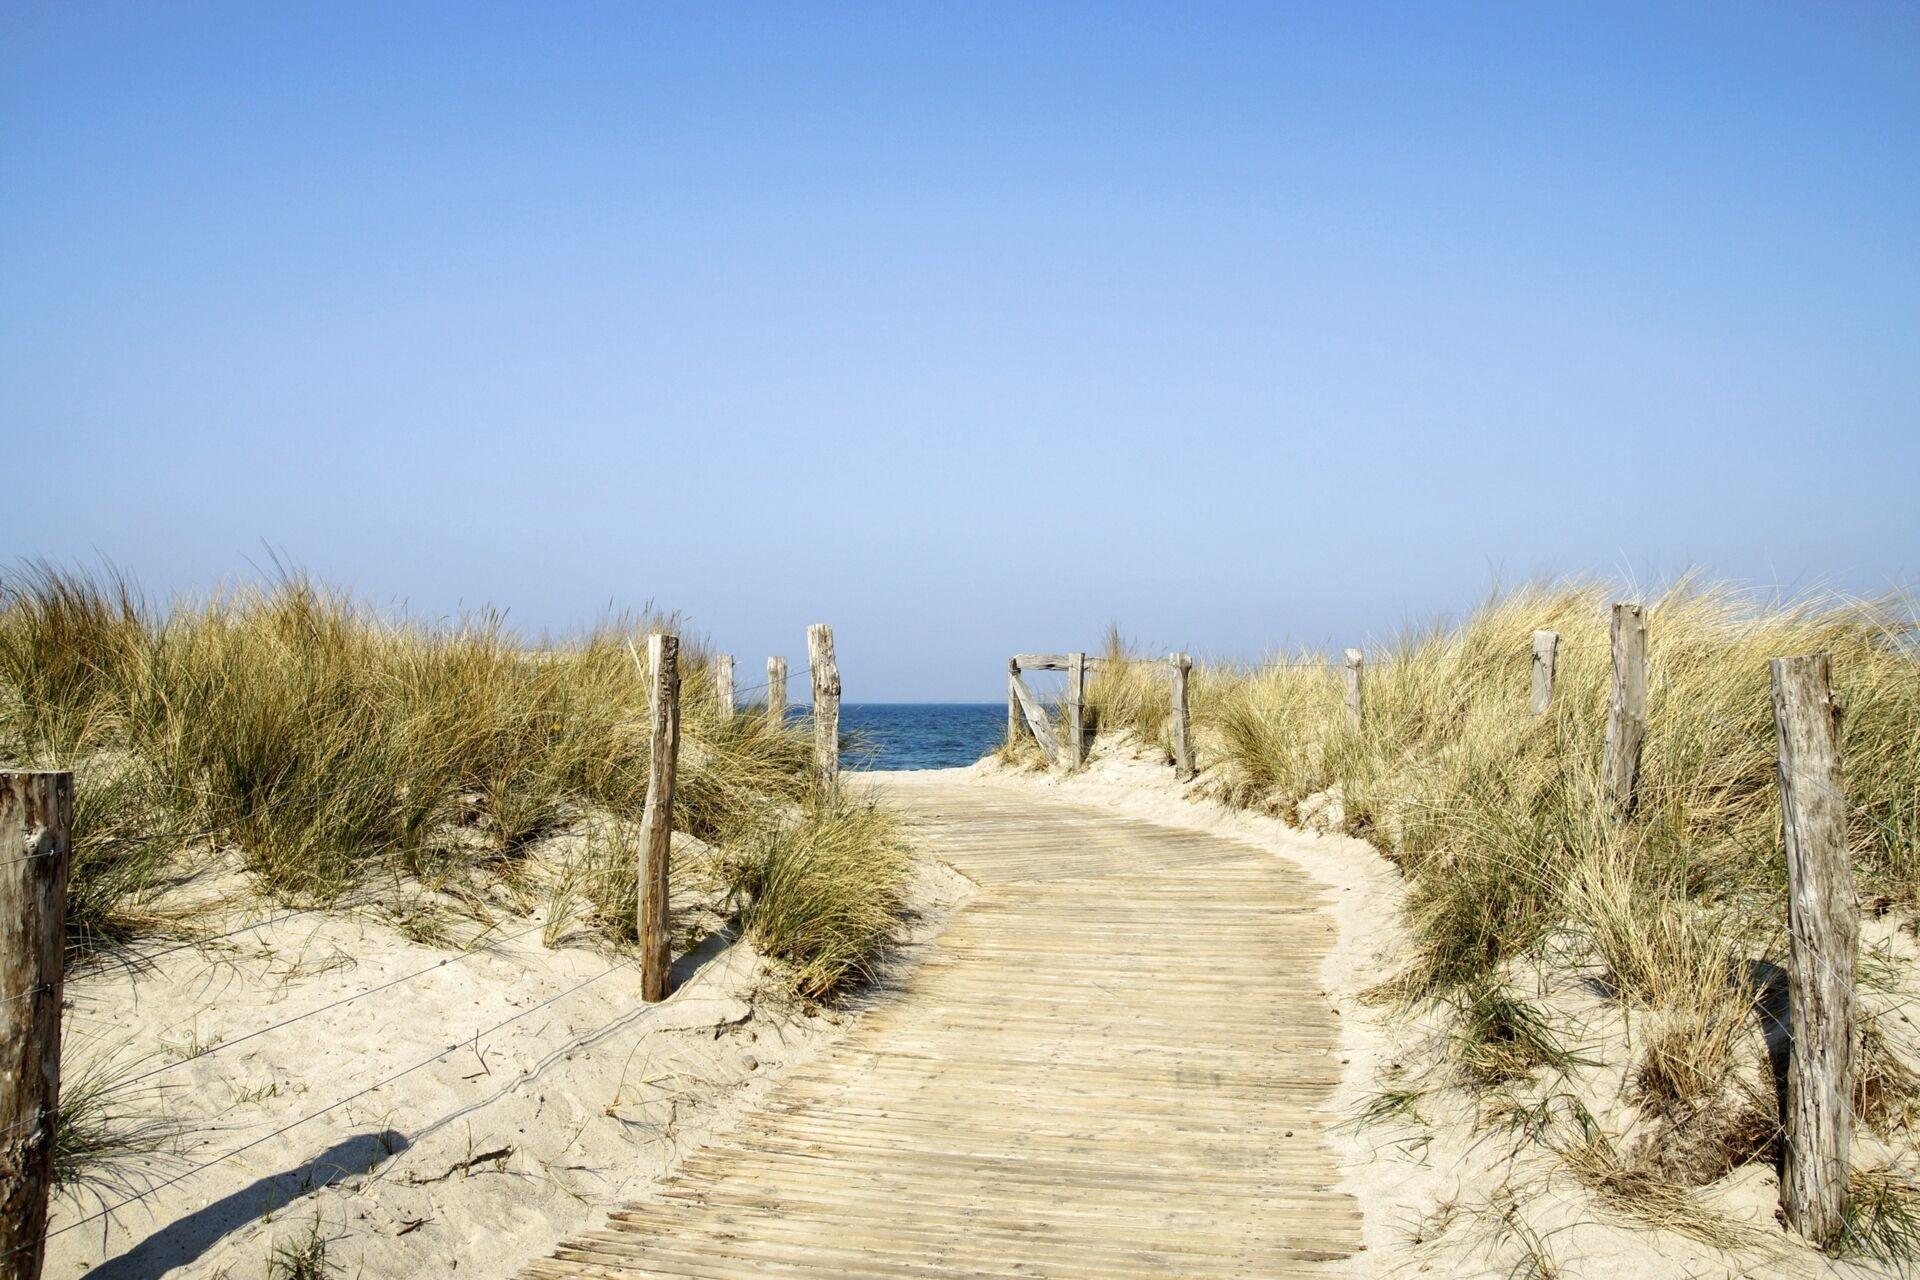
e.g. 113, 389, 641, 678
1007, 659, 1021, 743
1008, 669, 1062, 767
714, 654, 735, 718
767, 657, 788, 730
1771, 653, 1856, 1246
1530, 630, 1559, 716
526, 775, 1358, 1279
1603, 604, 1649, 815
0, 771, 72, 1280
808, 624, 840, 788
1342, 649, 1364, 734
1169, 651, 1194, 779
638, 636, 680, 1003
1066, 652, 1086, 770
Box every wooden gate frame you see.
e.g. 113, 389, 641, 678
1007, 653, 1086, 769
1006, 651, 1194, 777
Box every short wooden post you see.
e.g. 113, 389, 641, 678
1530, 630, 1560, 715
1603, 604, 1649, 815
1169, 652, 1194, 779
808, 624, 840, 788
638, 634, 680, 1003
1343, 649, 1365, 733
1771, 653, 1857, 1246
1066, 652, 1087, 769
766, 656, 787, 729
714, 654, 735, 717
0, 770, 73, 1280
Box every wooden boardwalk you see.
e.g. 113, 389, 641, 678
526, 774, 1360, 1278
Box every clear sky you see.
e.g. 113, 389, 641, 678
3, 3, 1916, 700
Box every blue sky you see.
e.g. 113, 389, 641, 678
3, 3, 1916, 699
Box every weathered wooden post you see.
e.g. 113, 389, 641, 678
1343, 649, 1365, 733
1170, 652, 1194, 780
1007, 658, 1022, 744
638, 634, 680, 1003
1007, 658, 1062, 766
1066, 652, 1087, 769
714, 654, 735, 717
1770, 653, 1857, 1246
1603, 604, 1649, 815
1531, 630, 1560, 715
766, 656, 787, 730
0, 770, 73, 1280
808, 624, 840, 788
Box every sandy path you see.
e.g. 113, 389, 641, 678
526, 769, 1361, 1278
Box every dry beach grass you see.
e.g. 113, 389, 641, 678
1006, 579, 1920, 1271
0, 561, 914, 1266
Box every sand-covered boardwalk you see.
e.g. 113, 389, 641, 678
527, 772, 1360, 1277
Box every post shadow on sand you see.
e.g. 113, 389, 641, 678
82, 923, 745, 1280
82, 1129, 408, 1280
1748, 957, 1793, 1172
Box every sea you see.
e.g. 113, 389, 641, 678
840, 703, 1004, 771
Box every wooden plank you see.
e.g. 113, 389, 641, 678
809, 624, 840, 788
1012, 654, 1074, 671
526, 775, 1357, 1279
0, 771, 72, 1280
638, 635, 680, 1002
1342, 649, 1364, 733
715, 654, 736, 717
1770, 653, 1857, 1246
1530, 630, 1559, 715
1066, 652, 1086, 769
767, 657, 788, 730
1008, 670, 1062, 766
1603, 603, 1648, 815
1169, 652, 1194, 779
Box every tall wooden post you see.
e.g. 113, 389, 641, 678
1170, 652, 1194, 780
1530, 630, 1560, 715
638, 634, 680, 1003
1066, 652, 1087, 769
1343, 649, 1365, 733
1603, 604, 1649, 815
0, 770, 73, 1280
808, 624, 840, 788
714, 654, 735, 717
1771, 653, 1857, 1247
766, 656, 787, 730
1007, 659, 1022, 744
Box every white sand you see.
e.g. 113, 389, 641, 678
46, 842, 970, 1280
968, 742, 1894, 1279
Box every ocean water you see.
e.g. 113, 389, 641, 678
841, 703, 1004, 771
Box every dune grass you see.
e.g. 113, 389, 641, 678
1077, 579, 1920, 1250
0, 562, 906, 999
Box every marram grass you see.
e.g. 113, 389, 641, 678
1075, 579, 1920, 1250
0, 563, 906, 1003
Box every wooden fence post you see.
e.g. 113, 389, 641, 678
715, 654, 735, 717
1170, 652, 1194, 780
1007, 659, 1022, 743
0, 770, 74, 1280
1531, 630, 1560, 715
767, 656, 787, 730
1343, 649, 1365, 733
638, 635, 680, 1003
1603, 604, 1649, 815
808, 624, 840, 788
1066, 652, 1087, 769
1771, 653, 1857, 1246
1007, 660, 1062, 767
